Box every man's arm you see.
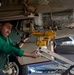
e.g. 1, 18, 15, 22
18, 32, 30, 48
18, 33, 39, 58
23, 50, 38, 58
19, 38, 39, 58
18, 37, 29, 48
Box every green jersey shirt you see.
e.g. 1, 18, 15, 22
0, 32, 24, 70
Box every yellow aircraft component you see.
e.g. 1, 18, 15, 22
30, 24, 56, 46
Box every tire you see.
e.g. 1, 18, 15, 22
9, 56, 28, 75
6, 62, 19, 75
9, 56, 22, 75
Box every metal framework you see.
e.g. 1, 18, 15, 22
30, 22, 74, 73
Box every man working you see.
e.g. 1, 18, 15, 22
0, 21, 38, 72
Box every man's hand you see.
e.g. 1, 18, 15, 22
30, 50, 39, 58
21, 32, 32, 42
24, 50, 39, 58
22, 32, 30, 39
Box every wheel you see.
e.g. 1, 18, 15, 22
10, 62, 19, 75
3, 62, 19, 75
9, 56, 28, 75
9, 56, 22, 75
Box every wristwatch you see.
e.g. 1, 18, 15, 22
21, 40, 25, 43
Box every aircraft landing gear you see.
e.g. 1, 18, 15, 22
3, 62, 19, 75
